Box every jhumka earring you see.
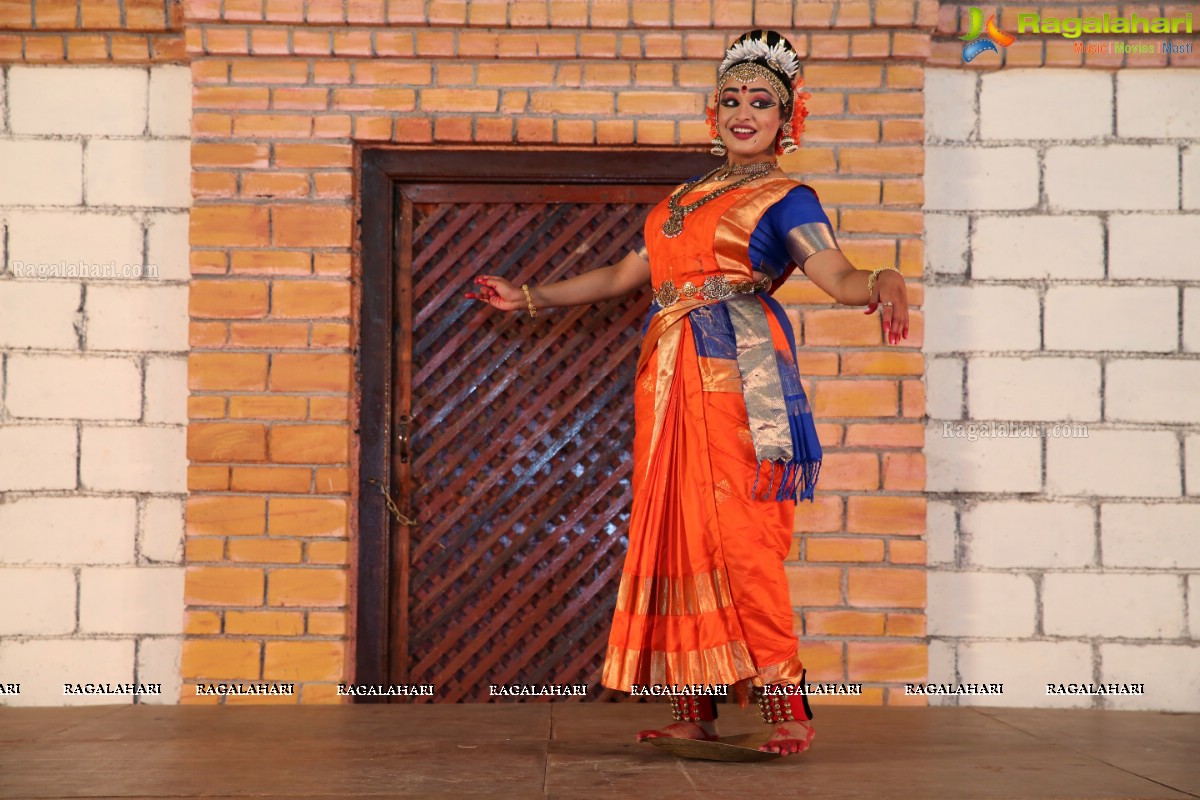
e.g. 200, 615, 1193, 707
706, 100, 726, 156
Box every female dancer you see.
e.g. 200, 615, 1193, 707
466, 29, 909, 757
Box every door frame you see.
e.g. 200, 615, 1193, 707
355, 147, 716, 700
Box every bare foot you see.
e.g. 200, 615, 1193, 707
757, 720, 815, 755
635, 719, 719, 742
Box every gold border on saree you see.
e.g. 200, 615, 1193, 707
653, 274, 770, 308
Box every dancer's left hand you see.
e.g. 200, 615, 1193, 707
864, 270, 909, 346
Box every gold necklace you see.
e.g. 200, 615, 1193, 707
661, 160, 776, 238
714, 159, 778, 180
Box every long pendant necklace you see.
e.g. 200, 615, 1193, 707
661, 159, 777, 238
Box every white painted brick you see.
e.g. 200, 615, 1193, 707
0, 425, 77, 491
1117, 70, 1200, 139
80, 426, 186, 493
981, 70, 1112, 140
0, 568, 76, 635
967, 357, 1101, 421
926, 639, 956, 697
146, 212, 191, 282
79, 567, 184, 634
964, 501, 1095, 569
86, 140, 191, 208
0, 140, 83, 206
136, 636, 182, 704
926, 500, 957, 566
923, 213, 968, 276
1045, 146, 1178, 211
1109, 214, 1200, 280
84, 285, 188, 352
925, 356, 963, 420
0, 639, 134, 706
928, 572, 1037, 637
1100, 644, 1200, 713
141, 497, 184, 564
144, 356, 187, 424
1189, 575, 1200, 639
927, 420, 1043, 493
972, 215, 1104, 280
957, 641, 1094, 709
1184, 146, 1200, 210
925, 69, 976, 141
6, 354, 142, 420
1107, 360, 1200, 424
1044, 286, 1176, 353
9, 66, 147, 136
1188, 433, 1200, 496
7, 210, 143, 274
0, 497, 136, 565
1101, 503, 1200, 569
1044, 573, 1184, 638
924, 286, 1041, 353
1047, 429, 1179, 498
148, 66, 191, 138
0, 282, 80, 349
925, 147, 1039, 211
1186, 288, 1200, 354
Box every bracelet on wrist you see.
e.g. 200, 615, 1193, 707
521, 283, 538, 318
866, 266, 900, 302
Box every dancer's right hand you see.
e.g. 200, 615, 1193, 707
465, 274, 526, 313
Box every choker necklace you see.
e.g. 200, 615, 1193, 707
661, 160, 776, 238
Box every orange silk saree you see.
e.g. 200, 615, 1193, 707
601, 179, 822, 693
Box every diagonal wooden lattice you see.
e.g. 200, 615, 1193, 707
394, 184, 658, 702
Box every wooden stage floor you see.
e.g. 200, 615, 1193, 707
1, 703, 1197, 799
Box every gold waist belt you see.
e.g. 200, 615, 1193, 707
652, 274, 771, 308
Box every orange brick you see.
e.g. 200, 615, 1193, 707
195, 86, 270, 110
35, 0, 80, 27
230, 58, 309, 83
331, 87, 417, 111
331, 30, 372, 56
785, 565, 842, 606
844, 423, 923, 449
814, 422, 843, 447
187, 495, 266, 536
848, 92, 923, 115
850, 32, 891, 58
192, 112, 233, 137
840, 146, 923, 175
902, 379, 924, 418
300, 683, 346, 704
188, 465, 231, 491
230, 466, 312, 493
352, 61, 431, 84
846, 642, 925, 682
263, 641, 345, 681
806, 610, 885, 637
796, 640, 844, 683
888, 686, 928, 706
184, 537, 225, 562
309, 396, 349, 421
243, 172, 311, 199
269, 425, 348, 464
313, 253, 351, 277
840, 210, 923, 235
311, 322, 350, 347
273, 207, 352, 248
78, 0, 120, 26
269, 353, 352, 392
0, 0, 33, 26
886, 612, 926, 637
250, 27, 289, 54
191, 252, 228, 278
193, 171, 238, 197
182, 640, 262, 681
272, 280, 351, 318
228, 538, 304, 564
271, 86, 330, 110
848, 567, 924, 608
882, 452, 924, 491
188, 422, 269, 462
803, 119, 880, 143
232, 113, 314, 138
307, 540, 349, 565
267, 568, 347, 607
529, 90, 613, 115
190, 353, 268, 391
841, 351, 923, 376
268, 497, 348, 537
189, 396, 227, 419
190, 281, 270, 320
229, 395, 308, 420
185, 565, 265, 605
812, 380, 898, 418
887, 64, 924, 89
892, 31, 932, 59
793, 494, 844, 534
778, 146, 837, 174
314, 467, 349, 493
889, 539, 926, 565
807, 536, 885, 563
66, 34, 109, 60
812, 452, 879, 491
185, 610, 222, 635
314, 172, 352, 198
307, 610, 346, 635
228, 322, 310, 348
795, 351, 839, 377
616, 91, 703, 116
882, 122, 924, 145
191, 206, 270, 247
227, 252, 310, 277
847, 496, 924, 535
226, 610, 304, 636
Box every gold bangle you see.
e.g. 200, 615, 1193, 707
866, 266, 899, 302
521, 283, 537, 318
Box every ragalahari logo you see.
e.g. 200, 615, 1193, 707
960, 7, 1017, 62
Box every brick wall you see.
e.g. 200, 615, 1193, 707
923, 61, 1200, 711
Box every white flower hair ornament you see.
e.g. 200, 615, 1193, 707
718, 37, 800, 82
